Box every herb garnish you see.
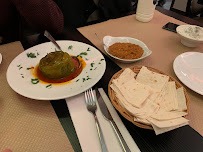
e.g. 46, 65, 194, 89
21, 74, 24, 78
82, 76, 91, 82
77, 52, 88, 58
86, 76, 91, 80
76, 79, 80, 82
90, 63, 95, 67
80, 52, 87, 55
68, 45, 73, 49
27, 52, 36, 58
27, 68, 31, 70
46, 84, 52, 88
17, 65, 23, 70
31, 78, 39, 84
100, 59, 104, 61
87, 47, 90, 51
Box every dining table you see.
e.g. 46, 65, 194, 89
0, 6, 203, 152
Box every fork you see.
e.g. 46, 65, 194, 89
85, 88, 108, 152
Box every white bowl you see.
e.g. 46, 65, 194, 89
176, 25, 203, 47
103, 36, 152, 63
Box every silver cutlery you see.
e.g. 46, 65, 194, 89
44, 30, 62, 51
85, 88, 108, 152
96, 88, 131, 152
44, 30, 81, 68
94, 33, 109, 49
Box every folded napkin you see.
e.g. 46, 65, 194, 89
66, 88, 140, 152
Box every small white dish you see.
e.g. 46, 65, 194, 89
173, 52, 203, 95
176, 25, 203, 47
0, 53, 2, 64
103, 36, 152, 63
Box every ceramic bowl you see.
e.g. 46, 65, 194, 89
176, 25, 203, 47
103, 36, 152, 63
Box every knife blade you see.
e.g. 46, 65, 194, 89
96, 88, 131, 152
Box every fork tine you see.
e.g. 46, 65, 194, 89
85, 90, 88, 104
85, 88, 95, 105
88, 89, 93, 105
90, 88, 96, 105
87, 89, 90, 104
85, 88, 91, 104
90, 88, 95, 104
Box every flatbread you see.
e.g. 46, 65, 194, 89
112, 78, 154, 108
136, 66, 169, 92
152, 122, 189, 135
111, 84, 147, 116
137, 99, 159, 119
111, 84, 158, 118
177, 87, 187, 111
147, 117, 189, 128
134, 117, 151, 125
159, 81, 178, 111
154, 83, 167, 105
110, 66, 189, 134
116, 68, 136, 85
151, 111, 187, 121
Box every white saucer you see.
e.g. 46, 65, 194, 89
173, 52, 203, 95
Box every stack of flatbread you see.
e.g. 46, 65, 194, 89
110, 66, 189, 135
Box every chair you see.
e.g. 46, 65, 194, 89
170, 0, 203, 17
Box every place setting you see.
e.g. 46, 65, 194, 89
5, 31, 140, 152
1, 0, 203, 151
5, 27, 202, 152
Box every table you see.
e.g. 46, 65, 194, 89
18, 6, 203, 152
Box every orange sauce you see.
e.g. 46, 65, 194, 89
32, 57, 86, 85
109, 43, 144, 59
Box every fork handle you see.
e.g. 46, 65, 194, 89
94, 115, 108, 152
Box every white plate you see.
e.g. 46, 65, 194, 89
103, 36, 152, 63
7, 41, 106, 100
173, 52, 203, 95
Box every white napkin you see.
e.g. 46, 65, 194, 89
66, 88, 140, 152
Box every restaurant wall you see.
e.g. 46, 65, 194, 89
172, 0, 188, 12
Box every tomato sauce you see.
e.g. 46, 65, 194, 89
32, 57, 86, 84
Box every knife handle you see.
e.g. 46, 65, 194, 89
94, 115, 109, 152
110, 120, 131, 152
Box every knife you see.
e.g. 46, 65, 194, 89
96, 88, 131, 152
